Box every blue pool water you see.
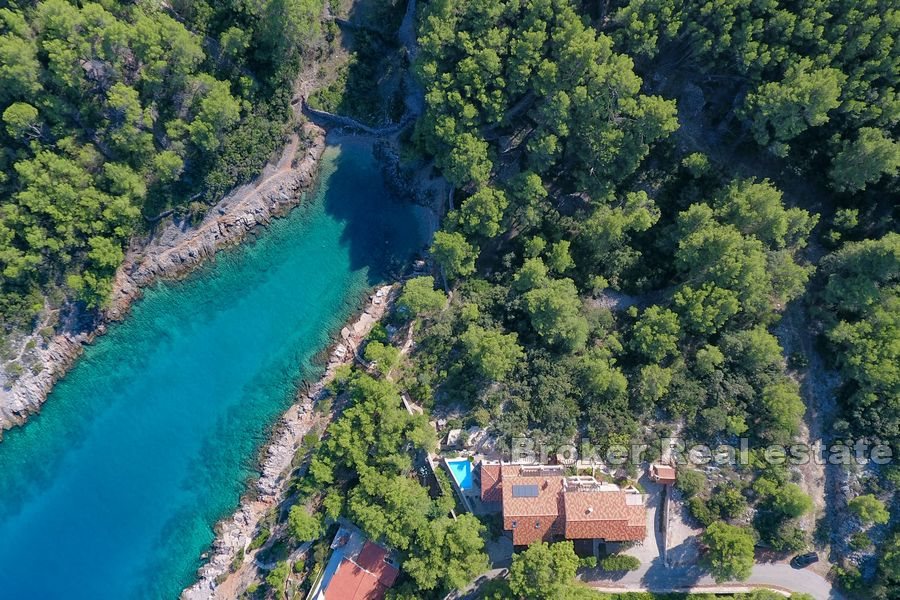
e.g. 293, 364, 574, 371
0, 140, 426, 599
446, 458, 473, 491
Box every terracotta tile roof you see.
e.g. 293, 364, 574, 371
356, 541, 399, 588
481, 463, 502, 502
323, 540, 398, 600
650, 464, 677, 483
500, 465, 565, 519
507, 515, 563, 545
564, 519, 646, 541
494, 464, 647, 545
324, 559, 388, 600
500, 465, 566, 545
562, 489, 646, 542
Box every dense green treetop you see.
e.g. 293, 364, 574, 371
817, 233, 899, 442
703, 521, 756, 583
508, 541, 582, 600
0, 0, 323, 325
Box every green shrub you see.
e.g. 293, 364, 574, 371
688, 496, 715, 526
599, 554, 641, 571
849, 531, 872, 551
248, 528, 270, 551
288, 505, 323, 542
6, 362, 24, 380
676, 469, 706, 498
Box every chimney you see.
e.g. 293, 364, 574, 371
586, 507, 594, 514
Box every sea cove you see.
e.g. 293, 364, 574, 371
0, 140, 425, 599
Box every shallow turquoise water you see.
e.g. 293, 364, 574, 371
0, 140, 424, 599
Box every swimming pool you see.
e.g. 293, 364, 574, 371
445, 458, 473, 491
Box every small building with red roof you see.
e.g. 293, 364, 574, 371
312, 525, 399, 600
649, 463, 677, 485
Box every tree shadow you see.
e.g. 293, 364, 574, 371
641, 555, 706, 588
319, 137, 428, 285
311, 0, 408, 126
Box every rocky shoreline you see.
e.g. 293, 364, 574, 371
0, 123, 326, 435
182, 284, 397, 600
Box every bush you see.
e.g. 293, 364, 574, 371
367, 322, 389, 344
768, 522, 807, 552
833, 564, 862, 591
364, 341, 400, 376
265, 560, 290, 597
398, 276, 447, 316
599, 554, 641, 572
288, 505, 323, 542
849, 531, 872, 551
676, 469, 706, 498
848, 494, 890, 525
248, 528, 271, 551
6, 361, 24, 380
688, 496, 715, 526
708, 485, 748, 520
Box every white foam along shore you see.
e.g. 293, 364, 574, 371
182, 284, 398, 600
0, 123, 327, 436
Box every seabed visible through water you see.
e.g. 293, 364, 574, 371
0, 139, 426, 599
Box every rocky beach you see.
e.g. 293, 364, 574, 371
183, 284, 398, 600
0, 123, 327, 435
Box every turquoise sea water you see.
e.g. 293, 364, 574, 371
0, 140, 425, 599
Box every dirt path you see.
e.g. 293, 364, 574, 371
658, 70, 844, 570
776, 295, 844, 573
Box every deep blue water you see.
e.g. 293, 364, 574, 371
0, 140, 425, 599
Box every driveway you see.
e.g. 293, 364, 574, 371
619, 474, 665, 565
581, 558, 844, 600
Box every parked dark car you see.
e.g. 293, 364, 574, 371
791, 552, 820, 569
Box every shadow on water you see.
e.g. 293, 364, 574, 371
131, 139, 428, 595
0, 139, 428, 600
322, 138, 426, 284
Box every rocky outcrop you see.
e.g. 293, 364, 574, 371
0, 333, 92, 430
182, 285, 396, 600
0, 124, 326, 435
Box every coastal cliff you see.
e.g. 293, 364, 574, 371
0, 123, 326, 435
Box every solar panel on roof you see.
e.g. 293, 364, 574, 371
512, 484, 540, 498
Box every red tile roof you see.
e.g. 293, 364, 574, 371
324, 559, 387, 600
500, 465, 566, 545
357, 541, 399, 588
562, 489, 645, 541
650, 464, 677, 483
481, 463, 502, 502
501, 465, 565, 518
323, 541, 399, 600
492, 463, 646, 545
